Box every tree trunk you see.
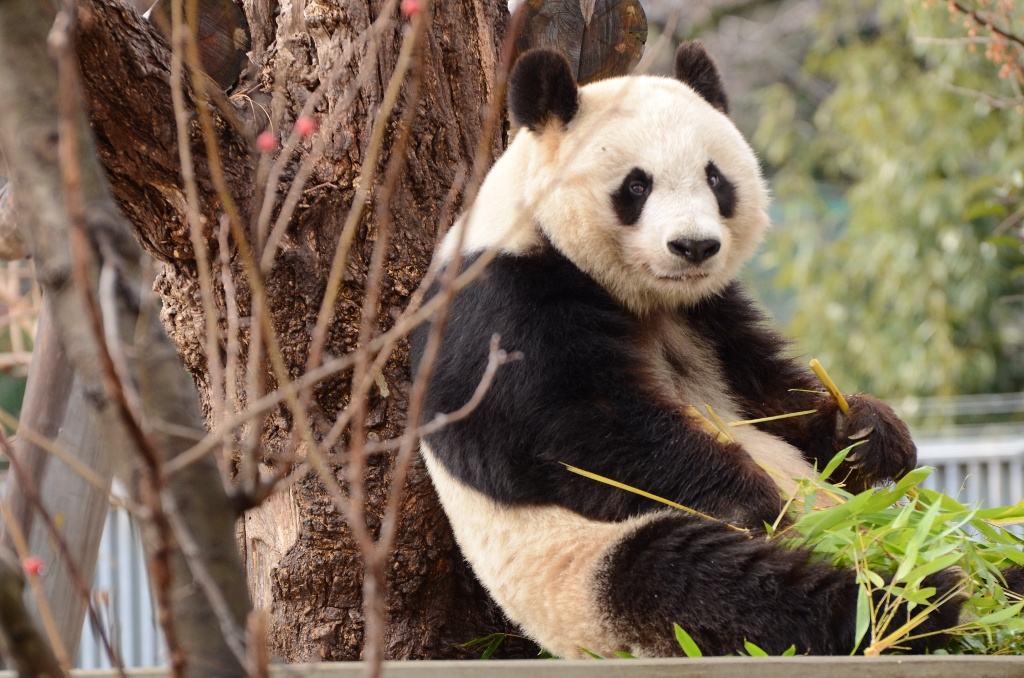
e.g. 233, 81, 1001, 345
74, 0, 531, 661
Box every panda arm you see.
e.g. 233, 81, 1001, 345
685, 282, 916, 490
416, 252, 783, 528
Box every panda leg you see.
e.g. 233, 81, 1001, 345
597, 513, 965, 656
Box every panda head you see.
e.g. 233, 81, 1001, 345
495, 42, 770, 315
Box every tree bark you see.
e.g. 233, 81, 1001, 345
73, 0, 531, 662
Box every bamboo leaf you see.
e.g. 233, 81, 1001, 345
481, 635, 505, 659
819, 443, 862, 482
894, 540, 920, 583
744, 640, 769, 657
973, 601, 1024, 626
674, 624, 702, 658
854, 584, 870, 654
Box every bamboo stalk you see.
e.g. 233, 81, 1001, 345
810, 359, 850, 414
728, 409, 819, 427
561, 463, 748, 532
703, 404, 734, 443
684, 405, 732, 443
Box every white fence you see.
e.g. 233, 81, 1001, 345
76, 503, 163, 669
916, 427, 1024, 508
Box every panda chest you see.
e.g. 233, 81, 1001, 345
634, 314, 821, 494
634, 314, 739, 418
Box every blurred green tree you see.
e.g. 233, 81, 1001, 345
751, 0, 1024, 399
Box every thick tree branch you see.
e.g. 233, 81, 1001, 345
75, 0, 252, 263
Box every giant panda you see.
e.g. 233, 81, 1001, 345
410, 43, 965, 658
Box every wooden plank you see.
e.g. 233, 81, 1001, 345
33, 374, 114, 658
1, 301, 75, 551
0, 301, 114, 661
2, 657, 1021, 678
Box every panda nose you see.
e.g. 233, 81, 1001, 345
668, 238, 721, 263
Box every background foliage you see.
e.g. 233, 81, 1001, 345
746, 0, 1024, 399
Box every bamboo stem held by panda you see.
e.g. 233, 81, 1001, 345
728, 409, 818, 427
684, 405, 732, 444
560, 464, 748, 532
703, 404, 734, 443
809, 359, 850, 414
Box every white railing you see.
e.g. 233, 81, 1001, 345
76, 502, 164, 669
916, 426, 1024, 508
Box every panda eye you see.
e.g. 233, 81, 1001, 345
705, 161, 737, 219
612, 167, 653, 226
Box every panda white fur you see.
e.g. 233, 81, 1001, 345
410, 43, 964, 658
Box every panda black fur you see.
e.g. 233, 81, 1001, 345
410, 43, 965, 657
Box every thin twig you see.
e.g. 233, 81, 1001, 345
53, 8, 183, 667
0, 551, 66, 678
0, 407, 112, 499
0, 430, 125, 675
0, 504, 71, 674
171, 0, 226, 424
302, 26, 415, 377
951, 1, 1024, 49
254, 0, 400, 253
359, 337, 520, 458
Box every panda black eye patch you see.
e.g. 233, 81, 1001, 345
612, 167, 653, 226
705, 161, 737, 218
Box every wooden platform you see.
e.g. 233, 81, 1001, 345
24, 656, 1024, 678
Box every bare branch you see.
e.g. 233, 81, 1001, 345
0, 505, 71, 674
951, 1, 1024, 50
0, 552, 65, 678
0, 432, 125, 675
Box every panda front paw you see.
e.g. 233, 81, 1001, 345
833, 394, 916, 491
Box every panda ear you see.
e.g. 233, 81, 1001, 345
674, 41, 729, 114
508, 49, 580, 132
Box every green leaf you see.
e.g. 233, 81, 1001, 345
462, 633, 503, 649
964, 201, 1007, 221
782, 645, 797, 657
579, 647, 605, 659
911, 495, 945, 543
744, 640, 769, 657
890, 467, 933, 498
975, 498, 1024, 525
900, 586, 937, 606
1000, 550, 1024, 568
480, 635, 505, 659
674, 624, 702, 658
973, 601, 1024, 626
894, 539, 920, 583
613, 651, 636, 659
854, 584, 870, 654
867, 570, 886, 588
820, 444, 859, 482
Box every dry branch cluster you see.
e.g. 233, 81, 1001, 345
0, 0, 532, 672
